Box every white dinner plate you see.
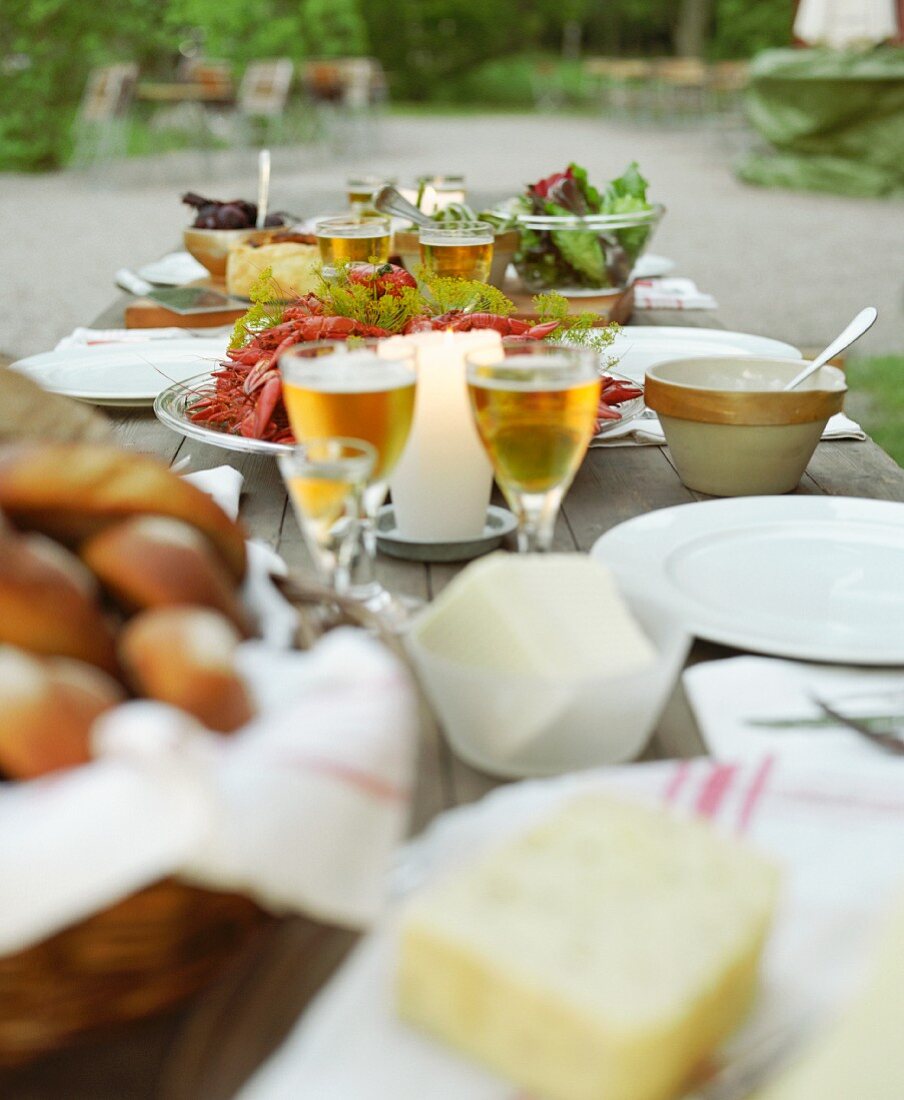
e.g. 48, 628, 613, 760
591, 496, 904, 665
591, 327, 801, 384
9, 338, 229, 407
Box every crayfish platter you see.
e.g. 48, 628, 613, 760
154, 373, 291, 455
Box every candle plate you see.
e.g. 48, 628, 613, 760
375, 505, 517, 563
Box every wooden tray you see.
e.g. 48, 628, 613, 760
125, 279, 247, 330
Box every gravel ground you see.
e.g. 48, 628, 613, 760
2, 112, 903, 359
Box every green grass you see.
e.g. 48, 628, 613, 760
845, 355, 904, 466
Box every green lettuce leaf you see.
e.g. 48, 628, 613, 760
567, 162, 602, 212
550, 227, 607, 285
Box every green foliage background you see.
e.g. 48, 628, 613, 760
0, 0, 792, 171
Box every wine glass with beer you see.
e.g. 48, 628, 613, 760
465, 344, 601, 553
419, 222, 494, 282
278, 437, 376, 592
279, 343, 417, 613
315, 215, 391, 266
346, 175, 396, 216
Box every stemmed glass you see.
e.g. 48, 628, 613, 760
465, 343, 601, 553
277, 437, 376, 592
279, 342, 417, 617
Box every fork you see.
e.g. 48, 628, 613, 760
813, 696, 904, 756
682, 1021, 805, 1100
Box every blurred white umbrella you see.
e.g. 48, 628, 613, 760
794, 0, 900, 48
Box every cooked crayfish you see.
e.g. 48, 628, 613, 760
401, 311, 560, 339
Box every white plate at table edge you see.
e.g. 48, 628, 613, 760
591, 496, 904, 665
9, 338, 228, 407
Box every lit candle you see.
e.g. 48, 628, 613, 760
383, 330, 502, 541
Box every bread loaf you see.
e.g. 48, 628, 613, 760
118, 607, 254, 733
81, 516, 250, 633
399, 795, 779, 1100
0, 443, 246, 579
227, 233, 320, 300
0, 530, 119, 674
0, 647, 124, 778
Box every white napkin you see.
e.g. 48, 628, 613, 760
0, 629, 418, 957
183, 464, 244, 520
137, 250, 209, 287
592, 410, 866, 447
239, 753, 904, 1100
684, 656, 904, 763
633, 277, 718, 311
54, 327, 190, 350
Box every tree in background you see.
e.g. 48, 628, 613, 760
301, 0, 368, 58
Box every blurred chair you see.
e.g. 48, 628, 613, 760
70, 63, 138, 174
707, 60, 749, 113
530, 59, 568, 112
652, 58, 708, 119
586, 58, 656, 120
300, 57, 387, 157
234, 59, 295, 146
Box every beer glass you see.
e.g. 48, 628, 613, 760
280, 343, 417, 612
416, 174, 467, 213
315, 215, 391, 266
347, 175, 396, 215
465, 344, 601, 553
278, 438, 375, 590
419, 222, 494, 282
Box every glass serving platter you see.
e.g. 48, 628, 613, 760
154, 372, 291, 456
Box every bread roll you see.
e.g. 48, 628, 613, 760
0, 529, 119, 674
0, 443, 246, 579
81, 516, 250, 633
118, 607, 254, 733
0, 647, 124, 778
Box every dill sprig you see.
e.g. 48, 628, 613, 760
417, 266, 516, 316
228, 267, 287, 349
533, 290, 620, 355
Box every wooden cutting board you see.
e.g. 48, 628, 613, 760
125, 279, 247, 330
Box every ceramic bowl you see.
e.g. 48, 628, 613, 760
183, 226, 257, 278
644, 355, 846, 496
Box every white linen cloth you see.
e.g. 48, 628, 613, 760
54, 327, 191, 349
0, 629, 418, 956
794, 0, 899, 47
592, 409, 866, 447
238, 753, 904, 1100
137, 250, 209, 287
684, 655, 904, 763
633, 277, 718, 311
183, 464, 244, 520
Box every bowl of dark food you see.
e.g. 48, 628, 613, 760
182, 192, 292, 278
510, 162, 664, 295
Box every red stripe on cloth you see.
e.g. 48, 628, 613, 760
695, 763, 738, 819
662, 760, 691, 805
280, 754, 408, 803
737, 756, 775, 834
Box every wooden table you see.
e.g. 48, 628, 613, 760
5, 303, 904, 1099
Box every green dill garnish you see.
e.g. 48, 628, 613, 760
533, 291, 620, 355
228, 267, 287, 349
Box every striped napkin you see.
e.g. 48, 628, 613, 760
0, 629, 418, 956
633, 277, 718, 311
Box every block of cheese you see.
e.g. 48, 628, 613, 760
398, 796, 779, 1100
226, 235, 320, 300
410, 552, 655, 680
755, 898, 904, 1100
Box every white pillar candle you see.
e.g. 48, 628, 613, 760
384, 330, 502, 542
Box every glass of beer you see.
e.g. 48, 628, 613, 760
278, 437, 376, 590
417, 174, 467, 213
419, 222, 494, 282
315, 215, 391, 266
347, 175, 396, 215
279, 342, 417, 612
465, 344, 601, 553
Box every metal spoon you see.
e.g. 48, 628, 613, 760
372, 185, 434, 227
783, 306, 877, 391
256, 148, 271, 230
